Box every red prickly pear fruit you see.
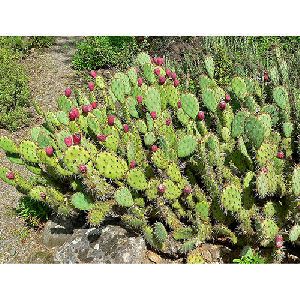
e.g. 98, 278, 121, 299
277, 151, 285, 159
88, 82, 95, 91
151, 145, 158, 152
79, 165, 87, 174
263, 71, 269, 82
123, 124, 129, 133
82, 105, 90, 114
69, 107, 80, 119
166, 118, 172, 126
108, 115, 115, 126
275, 235, 284, 248
150, 111, 157, 120
91, 101, 98, 109
65, 87, 72, 97
158, 184, 166, 194
40, 192, 46, 200
153, 57, 158, 65
159, 76, 166, 85
73, 133, 81, 145
166, 69, 172, 77
90, 70, 97, 78
157, 57, 164, 66
6, 171, 15, 180
97, 134, 107, 142
69, 110, 76, 121
45, 146, 54, 157
64, 136, 73, 147
177, 100, 182, 108
197, 111, 205, 121
225, 93, 231, 102
183, 185, 192, 195
261, 166, 268, 174
136, 95, 143, 104
219, 101, 226, 110
137, 77, 143, 87
129, 160, 136, 169
173, 79, 179, 87
171, 72, 177, 80
154, 68, 160, 76
87, 104, 93, 112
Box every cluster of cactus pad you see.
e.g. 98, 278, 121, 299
1, 51, 300, 261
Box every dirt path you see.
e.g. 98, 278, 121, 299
0, 37, 81, 263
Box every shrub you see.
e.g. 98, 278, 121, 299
0, 47, 31, 131
0, 36, 54, 54
233, 247, 265, 264
72, 36, 138, 70
16, 196, 51, 227
1, 52, 300, 261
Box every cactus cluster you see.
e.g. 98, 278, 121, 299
1, 51, 300, 261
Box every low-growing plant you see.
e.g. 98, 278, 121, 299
233, 247, 265, 264
72, 36, 138, 70
0, 47, 31, 131
16, 196, 51, 227
1, 52, 300, 261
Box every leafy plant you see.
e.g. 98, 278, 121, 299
0, 47, 31, 131
1, 52, 300, 261
16, 196, 51, 227
72, 36, 138, 70
233, 247, 265, 264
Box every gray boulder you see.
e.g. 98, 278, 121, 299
42, 220, 74, 248
54, 225, 147, 264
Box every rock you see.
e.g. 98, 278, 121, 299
193, 244, 231, 264
147, 250, 163, 264
42, 220, 73, 248
54, 225, 147, 264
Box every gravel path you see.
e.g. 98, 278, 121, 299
0, 37, 81, 263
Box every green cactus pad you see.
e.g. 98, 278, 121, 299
273, 86, 288, 109
177, 135, 197, 158
136, 52, 151, 66
95, 152, 128, 180
88, 201, 113, 226
63, 146, 90, 174
173, 227, 194, 240
166, 163, 182, 183
292, 166, 300, 196
144, 132, 156, 146
144, 87, 161, 114
289, 225, 300, 242
283, 122, 293, 138
245, 116, 265, 149
231, 77, 247, 99
153, 222, 168, 243
71, 192, 94, 210
0, 136, 18, 153
114, 187, 134, 207
19, 141, 38, 163
220, 184, 242, 213
202, 88, 218, 112
195, 200, 210, 221
152, 149, 170, 169
259, 219, 279, 246
127, 168, 147, 190
163, 179, 182, 200
204, 55, 214, 79
181, 94, 199, 119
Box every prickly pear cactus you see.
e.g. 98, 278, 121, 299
1, 52, 300, 262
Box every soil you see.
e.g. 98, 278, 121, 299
0, 37, 81, 263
